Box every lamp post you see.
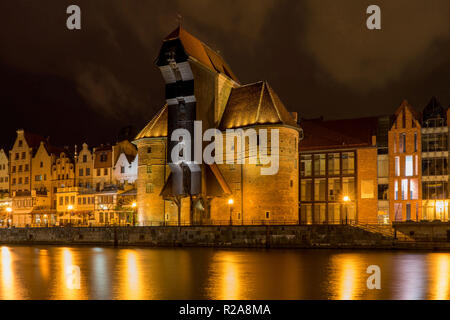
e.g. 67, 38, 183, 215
228, 198, 234, 226
342, 196, 350, 225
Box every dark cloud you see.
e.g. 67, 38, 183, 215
0, 0, 449, 148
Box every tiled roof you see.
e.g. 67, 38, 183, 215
218, 81, 299, 130
23, 132, 47, 151
163, 26, 239, 82
134, 104, 168, 140
300, 116, 378, 151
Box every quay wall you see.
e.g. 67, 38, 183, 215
0, 225, 449, 250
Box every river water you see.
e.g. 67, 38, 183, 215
0, 245, 448, 300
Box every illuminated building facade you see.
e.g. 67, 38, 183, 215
421, 97, 449, 221
0, 149, 9, 196
388, 100, 422, 222
299, 117, 379, 224
134, 27, 300, 226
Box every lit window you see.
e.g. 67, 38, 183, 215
394, 180, 399, 200
405, 156, 413, 176
395, 157, 400, 176
401, 179, 408, 200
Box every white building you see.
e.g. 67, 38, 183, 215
113, 153, 138, 185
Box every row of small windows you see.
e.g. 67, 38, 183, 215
394, 155, 419, 177
11, 177, 29, 185
393, 132, 418, 153
0, 164, 6, 170
14, 152, 27, 160
393, 179, 419, 200
300, 177, 355, 202
0, 177, 9, 183
11, 165, 29, 173
300, 152, 355, 177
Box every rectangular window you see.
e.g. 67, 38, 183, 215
300, 155, 312, 177
314, 179, 326, 201
401, 179, 408, 200
378, 184, 388, 200
86, 168, 90, 176
83, 155, 87, 163
342, 152, 355, 175
147, 147, 152, 154
377, 157, 388, 178
146, 165, 152, 174
342, 177, 355, 200
104, 168, 108, 176
146, 183, 154, 193
415, 155, 418, 176
328, 178, 341, 201
121, 166, 125, 173
394, 180, 399, 200
59, 197, 63, 205
399, 133, 406, 153
410, 179, 418, 200
79, 169, 84, 177
405, 156, 413, 176
97, 169, 101, 176
327, 153, 340, 175
414, 133, 417, 152
300, 179, 313, 201
395, 157, 400, 176
313, 154, 326, 176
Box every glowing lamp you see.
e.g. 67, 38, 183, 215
67, 205, 73, 210
132, 202, 137, 208
228, 198, 234, 205
343, 196, 350, 202
5, 207, 12, 213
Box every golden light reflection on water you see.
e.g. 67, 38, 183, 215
54, 248, 84, 300
0, 247, 15, 300
39, 249, 49, 282
207, 252, 242, 300
430, 254, 449, 300
329, 254, 363, 300
118, 250, 144, 300
0, 246, 448, 300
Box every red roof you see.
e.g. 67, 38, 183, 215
300, 116, 378, 151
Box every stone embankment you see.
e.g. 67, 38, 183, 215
0, 224, 449, 250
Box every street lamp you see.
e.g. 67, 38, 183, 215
342, 196, 350, 225
228, 198, 234, 225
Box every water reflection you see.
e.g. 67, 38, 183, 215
329, 254, 363, 300
1, 247, 15, 299
430, 254, 449, 300
119, 250, 142, 300
393, 255, 426, 300
0, 246, 447, 300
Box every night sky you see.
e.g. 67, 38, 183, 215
0, 0, 449, 149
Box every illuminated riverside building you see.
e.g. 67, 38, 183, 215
421, 97, 449, 221
299, 117, 380, 224
388, 100, 422, 222
134, 26, 301, 226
